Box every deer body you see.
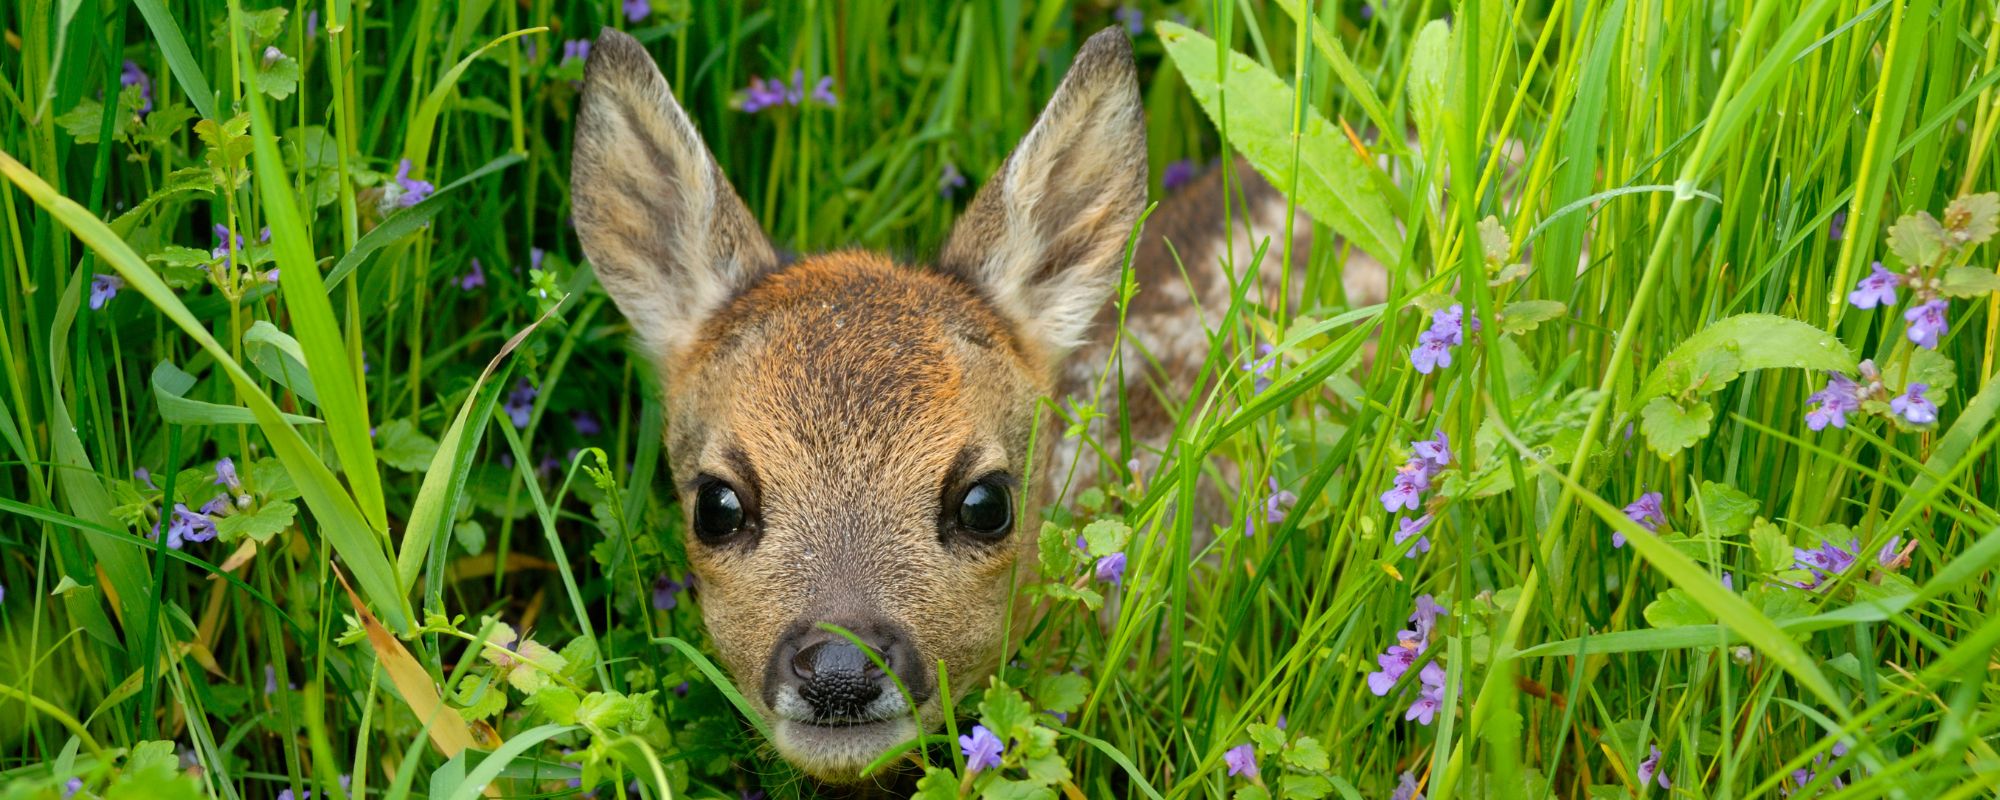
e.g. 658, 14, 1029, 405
572, 27, 1327, 782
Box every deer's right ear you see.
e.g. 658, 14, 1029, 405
572, 29, 775, 358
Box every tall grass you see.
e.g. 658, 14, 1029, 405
2, 0, 1997, 798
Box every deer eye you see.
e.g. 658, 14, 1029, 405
693, 481, 745, 542
956, 478, 1013, 539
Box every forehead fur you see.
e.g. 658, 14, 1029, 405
666, 252, 1040, 461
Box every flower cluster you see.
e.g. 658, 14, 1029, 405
1637, 744, 1670, 789
1805, 359, 1936, 430
1380, 431, 1450, 557
731, 70, 838, 113
143, 458, 250, 550
1846, 194, 2000, 350
1410, 303, 1475, 374
1365, 595, 1450, 725
386, 159, 435, 209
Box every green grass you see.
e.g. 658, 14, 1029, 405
3, 0, 1999, 798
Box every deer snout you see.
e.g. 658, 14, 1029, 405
766, 619, 928, 725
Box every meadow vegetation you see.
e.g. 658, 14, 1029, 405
2, 0, 1999, 798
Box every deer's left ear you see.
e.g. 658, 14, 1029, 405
940, 28, 1146, 362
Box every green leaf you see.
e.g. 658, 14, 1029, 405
1751, 519, 1791, 574
1937, 266, 2000, 298
1639, 397, 1713, 457
242, 321, 319, 406
215, 500, 297, 544
1691, 481, 1758, 539
56, 99, 109, 144
1037, 520, 1077, 578
1029, 673, 1089, 715
1284, 736, 1330, 772
1021, 750, 1071, 786
1406, 20, 1452, 145
374, 419, 440, 473
1232, 786, 1273, 800
1246, 722, 1287, 753
254, 54, 301, 100
1642, 588, 1713, 628
132, 0, 220, 121
1942, 192, 1998, 246
1635, 314, 1856, 404
1042, 582, 1104, 610
982, 778, 1056, 800
912, 768, 961, 800
1499, 300, 1566, 335
1280, 775, 1335, 799
1079, 518, 1131, 558
1156, 22, 1402, 262
1886, 210, 1949, 268
979, 680, 1034, 743
152, 361, 321, 427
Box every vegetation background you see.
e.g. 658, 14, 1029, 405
2, 0, 1998, 798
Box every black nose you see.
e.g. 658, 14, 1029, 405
768, 619, 930, 722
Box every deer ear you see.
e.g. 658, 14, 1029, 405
940, 28, 1146, 362
572, 29, 776, 358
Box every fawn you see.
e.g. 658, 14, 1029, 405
572, 26, 1331, 782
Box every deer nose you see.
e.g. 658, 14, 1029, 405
769, 620, 928, 723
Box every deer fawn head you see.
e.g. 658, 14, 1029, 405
572, 28, 1144, 780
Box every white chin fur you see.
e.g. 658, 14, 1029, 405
771, 716, 923, 782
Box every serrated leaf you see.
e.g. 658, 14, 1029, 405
1644, 588, 1712, 627
1943, 192, 1998, 245
215, 500, 296, 543
56, 99, 108, 144
1156, 23, 1401, 262
1938, 266, 2000, 298
1042, 582, 1104, 610
982, 778, 1056, 800
1284, 736, 1330, 771
979, 680, 1034, 743
150, 245, 216, 269
1080, 518, 1131, 557
1692, 481, 1758, 539
1030, 673, 1089, 715
450, 673, 509, 720
1233, 787, 1273, 800
1636, 314, 1855, 403
1499, 300, 1566, 335
1886, 210, 1949, 268
375, 419, 440, 472
912, 768, 961, 800
1022, 751, 1071, 786
255, 54, 301, 100
1639, 397, 1713, 457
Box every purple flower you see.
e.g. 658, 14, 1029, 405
1613, 491, 1664, 547
504, 380, 536, 429
306, 10, 319, 37
164, 503, 217, 546
1848, 261, 1900, 309
1410, 594, 1447, 638
1395, 514, 1433, 558
1637, 744, 1669, 789
1828, 209, 1847, 242
1263, 478, 1297, 524
561, 39, 591, 65
1889, 383, 1938, 425
0, 581, 6, 605
1428, 304, 1467, 347
1114, 5, 1144, 34
652, 573, 685, 610
1805, 373, 1862, 431
1242, 343, 1277, 393
1411, 430, 1451, 472
63, 777, 82, 798
530, 247, 546, 272
459, 257, 486, 290
1379, 464, 1429, 513
136, 467, 157, 489
572, 412, 601, 436
1877, 536, 1905, 568
1410, 331, 1454, 374
392, 159, 435, 208
733, 76, 789, 112
960, 725, 1003, 772
1904, 298, 1948, 349
1792, 539, 1861, 590
939, 162, 967, 199
623, 0, 650, 22
212, 224, 244, 267
1391, 771, 1422, 800
809, 75, 838, 107
121, 60, 153, 116
1094, 552, 1127, 584
1721, 572, 1735, 591
214, 457, 241, 493
1162, 159, 1197, 192
1366, 641, 1420, 695
1359, 2, 1376, 21
1404, 661, 1447, 725
1223, 743, 1258, 778
89, 273, 123, 310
